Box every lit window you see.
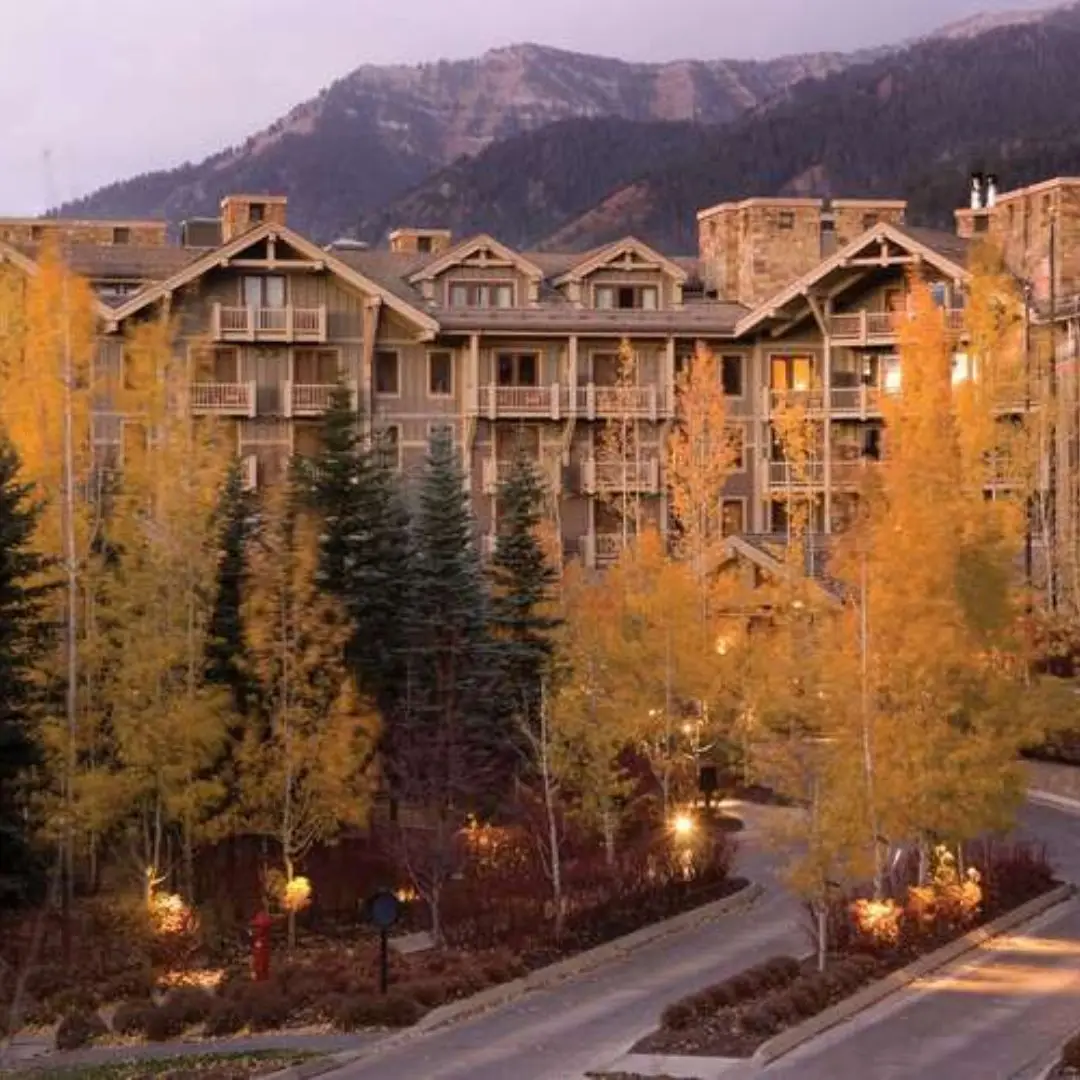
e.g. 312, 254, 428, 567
883, 357, 902, 394
375, 350, 399, 395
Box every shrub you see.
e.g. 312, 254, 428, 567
111, 999, 155, 1036
329, 994, 380, 1032
240, 984, 291, 1032
661, 999, 698, 1031
376, 992, 424, 1027
55, 1009, 108, 1051
763, 956, 801, 984
742, 1002, 780, 1036
728, 972, 756, 1000
1061, 1031, 1080, 1069
770, 993, 800, 1026
703, 982, 739, 1010
787, 978, 826, 1019
143, 1003, 188, 1042
410, 979, 452, 1009
50, 988, 99, 1015
203, 998, 246, 1037
101, 969, 156, 1003
163, 986, 215, 1026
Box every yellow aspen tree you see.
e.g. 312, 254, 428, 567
0, 242, 106, 941
595, 338, 644, 551
104, 318, 233, 901
243, 479, 379, 948
667, 341, 739, 606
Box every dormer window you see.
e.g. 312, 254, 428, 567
447, 282, 514, 308
249, 202, 266, 224
594, 285, 658, 311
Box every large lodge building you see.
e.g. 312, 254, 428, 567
1, 175, 1077, 570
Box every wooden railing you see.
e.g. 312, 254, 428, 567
767, 387, 825, 413
583, 457, 661, 494
467, 384, 567, 419
191, 381, 256, 417
211, 303, 327, 343
576, 384, 666, 421
285, 382, 353, 417
463, 383, 669, 421
768, 461, 826, 487
827, 308, 965, 344
578, 533, 626, 568
829, 385, 886, 415
481, 456, 561, 495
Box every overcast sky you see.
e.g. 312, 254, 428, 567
0, 0, 1053, 214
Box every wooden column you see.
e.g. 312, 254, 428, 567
806, 290, 832, 536
360, 297, 382, 437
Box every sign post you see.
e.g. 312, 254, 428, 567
366, 889, 401, 995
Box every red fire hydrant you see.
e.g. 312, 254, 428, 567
251, 911, 272, 983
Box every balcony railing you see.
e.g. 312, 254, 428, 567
828, 308, 965, 343
211, 303, 328, 343
767, 386, 826, 414
481, 456, 562, 495
578, 533, 627, 569
768, 461, 826, 487
284, 382, 354, 417
576, 384, 667, 421
583, 457, 661, 495
467, 384, 567, 419
191, 381, 256, 417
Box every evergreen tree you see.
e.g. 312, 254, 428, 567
205, 460, 256, 715
0, 436, 54, 903
313, 388, 412, 723
490, 450, 561, 728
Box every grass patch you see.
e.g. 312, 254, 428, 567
0, 1050, 319, 1080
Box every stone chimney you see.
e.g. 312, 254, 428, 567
220, 195, 287, 242
388, 228, 453, 255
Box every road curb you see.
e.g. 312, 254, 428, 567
751, 882, 1076, 1067
1029, 789, 1080, 816
298, 879, 765, 1077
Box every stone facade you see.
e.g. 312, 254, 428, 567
220, 195, 289, 242
389, 228, 455, 255
0, 219, 168, 247
697, 197, 907, 310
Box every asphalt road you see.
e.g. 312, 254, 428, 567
331, 830, 802, 1080
763, 801, 1080, 1080
327, 801, 1080, 1080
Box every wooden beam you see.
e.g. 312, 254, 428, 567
804, 290, 828, 335
843, 256, 916, 268
227, 259, 325, 271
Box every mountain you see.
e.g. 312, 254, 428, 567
54, 43, 879, 237
533, 5, 1080, 251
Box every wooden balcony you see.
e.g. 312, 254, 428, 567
583, 457, 661, 495
481, 456, 562, 495
829, 385, 887, 417
191, 381, 256, 417
576, 384, 667, 421
211, 303, 327, 343
578, 533, 625, 569
767, 461, 826, 488
284, 382, 354, 417
827, 309, 965, 344
467, 384, 568, 420
767, 386, 826, 414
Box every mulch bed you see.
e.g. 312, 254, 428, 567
0, 1051, 319, 1080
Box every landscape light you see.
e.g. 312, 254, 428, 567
672, 813, 695, 839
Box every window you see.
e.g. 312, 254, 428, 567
594, 285, 658, 310
417, 235, 433, 254
496, 352, 538, 387
721, 355, 744, 397
242, 275, 286, 308
30, 225, 43, 242
428, 350, 453, 396
974, 216, 989, 235
447, 281, 515, 308
428, 420, 455, 441
770, 355, 815, 392
375, 350, 400, 395
249, 202, 266, 224
862, 212, 880, 230
778, 211, 795, 230
721, 499, 745, 537
112, 226, 131, 245
294, 348, 338, 384
375, 425, 400, 470
930, 282, 948, 308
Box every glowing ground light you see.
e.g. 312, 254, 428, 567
672, 814, 695, 839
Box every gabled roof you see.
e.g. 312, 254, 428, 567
0, 238, 116, 322
553, 237, 689, 286
108, 222, 440, 336
407, 234, 544, 283
735, 222, 971, 337
709, 535, 843, 604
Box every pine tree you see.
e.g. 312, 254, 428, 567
0, 436, 53, 903
314, 388, 412, 723
490, 450, 562, 730
392, 429, 503, 943
205, 460, 256, 716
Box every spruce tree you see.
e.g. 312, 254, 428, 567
0, 436, 53, 903
395, 428, 503, 804
313, 388, 412, 723
490, 451, 562, 729
205, 460, 256, 715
